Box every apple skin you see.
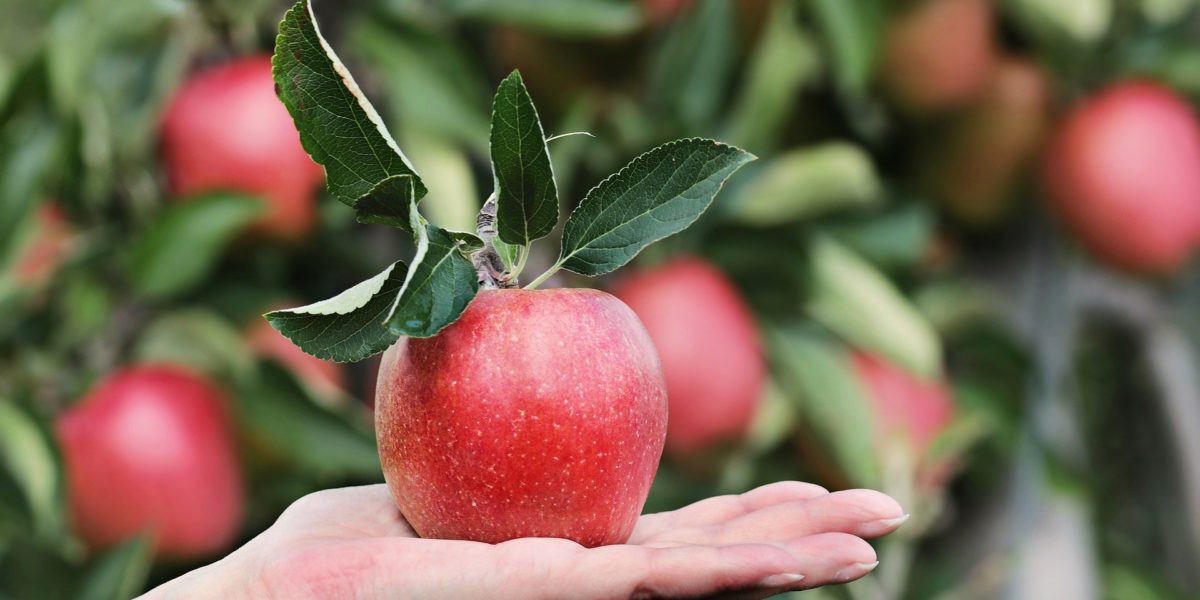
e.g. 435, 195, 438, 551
925, 57, 1052, 226
55, 365, 243, 558
375, 288, 667, 547
247, 312, 345, 400
160, 55, 323, 241
851, 352, 955, 487
1041, 81, 1200, 274
612, 257, 765, 456
881, 0, 996, 114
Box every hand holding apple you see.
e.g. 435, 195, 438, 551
140, 482, 906, 599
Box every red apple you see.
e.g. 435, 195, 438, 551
247, 310, 345, 400
613, 257, 765, 455
851, 352, 955, 487
925, 57, 1052, 226
10, 203, 73, 287
375, 289, 667, 547
56, 365, 243, 557
881, 0, 996, 114
160, 55, 324, 241
1042, 81, 1200, 274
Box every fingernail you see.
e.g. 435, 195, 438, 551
756, 573, 805, 588
859, 513, 910, 536
833, 561, 879, 582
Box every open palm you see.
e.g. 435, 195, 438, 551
146, 482, 906, 599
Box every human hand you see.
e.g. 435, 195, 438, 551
142, 481, 907, 599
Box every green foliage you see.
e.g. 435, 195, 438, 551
77, 535, 153, 600
273, 1, 426, 208
439, 0, 641, 36
647, 0, 737, 134
728, 143, 882, 226
768, 326, 879, 488
384, 215, 480, 338
267, 262, 408, 363
554, 139, 755, 277
128, 193, 265, 299
0, 400, 66, 545
3, 0, 1198, 594
236, 363, 379, 478
491, 71, 559, 247
806, 236, 942, 379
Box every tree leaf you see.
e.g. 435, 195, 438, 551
767, 326, 880, 488
440, 0, 642, 37
646, 0, 737, 133
490, 70, 558, 247
237, 362, 379, 478
723, 0, 820, 153
348, 17, 490, 151
385, 211, 480, 338
728, 142, 882, 226
265, 261, 409, 363
0, 400, 65, 544
810, 0, 885, 95
806, 236, 942, 378
128, 193, 264, 299
273, 0, 426, 213
77, 535, 152, 600
353, 174, 418, 230
134, 309, 256, 380
1005, 0, 1113, 44
555, 138, 754, 276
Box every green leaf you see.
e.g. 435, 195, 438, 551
806, 237, 942, 378
810, 0, 885, 95
1138, 0, 1196, 24
646, 0, 737, 133
134, 310, 256, 381
0, 400, 65, 543
1004, 0, 1112, 44
353, 174, 418, 230
440, 0, 642, 36
401, 133, 481, 233
493, 237, 521, 272
555, 138, 755, 277
767, 326, 880, 488
348, 17, 490, 151
0, 116, 59, 269
724, 0, 820, 152
266, 261, 408, 363
491, 70, 559, 247
128, 193, 264, 299
78, 535, 152, 600
728, 143, 882, 226
822, 202, 934, 270
273, 0, 426, 214
385, 212, 480, 338
237, 363, 379, 478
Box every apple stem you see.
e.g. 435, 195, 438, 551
524, 262, 561, 290
471, 192, 515, 289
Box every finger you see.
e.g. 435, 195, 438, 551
645, 489, 907, 546
274, 484, 416, 539
630, 481, 829, 544
539, 541, 810, 599
294, 537, 809, 600
775, 532, 880, 590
